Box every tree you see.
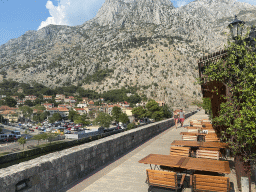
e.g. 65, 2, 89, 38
127, 123, 136, 130
112, 106, 122, 122
132, 106, 146, 120
202, 98, 213, 119
49, 113, 62, 123
0, 114, 4, 123
161, 105, 173, 118
46, 133, 58, 145
68, 110, 79, 122
74, 114, 90, 126
17, 137, 26, 150
145, 100, 160, 118
119, 112, 129, 124
145, 100, 164, 121
33, 134, 43, 145
202, 35, 256, 162
40, 111, 49, 121
151, 110, 164, 122
5, 97, 17, 107
19, 106, 33, 121
127, 94, 142, 104
94, 112, 113, 128
24, 100, 34, 107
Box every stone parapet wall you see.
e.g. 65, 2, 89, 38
0, 111, 197, 192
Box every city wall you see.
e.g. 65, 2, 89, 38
0, 111, 197, 192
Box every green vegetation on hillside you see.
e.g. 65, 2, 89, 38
0, 79, 143, 106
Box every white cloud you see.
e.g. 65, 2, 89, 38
238, 0, 256, 5
38, 0, 105, 30
176, 0, 189, 7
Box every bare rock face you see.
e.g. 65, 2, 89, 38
0, 0, 256, 106
94, 0, 174, 26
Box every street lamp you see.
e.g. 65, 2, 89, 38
228, 15, 245, 40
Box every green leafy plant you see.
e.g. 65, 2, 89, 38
17, 137, 26, 150
202, 35, 256, 162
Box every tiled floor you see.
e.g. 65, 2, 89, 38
60, 110, 243, 192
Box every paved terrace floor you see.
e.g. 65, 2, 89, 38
61, 110, 240, 192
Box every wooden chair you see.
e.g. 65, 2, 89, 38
190, 174, 231, 192
170, 146, 190, 157
182, 135, 197, 141
199, 147, 222, 158
203, 125, 213, 129
198, 147, 220, 151
146, 169, 186, 192
203, 129, 216, 133
188, 129, 199, 133
192, 124, 203, 128
205, 135, 220, 142
196, 149, 220, 160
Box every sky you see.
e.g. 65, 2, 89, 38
0, 0, 255, 46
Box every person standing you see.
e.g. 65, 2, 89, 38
179, 109, 185, 127
173, 110, 179, 129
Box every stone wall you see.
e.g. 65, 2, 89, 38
0, 111, 197, 192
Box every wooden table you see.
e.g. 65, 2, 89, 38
180, 132, 206, 136
171, 140, 229, 149
138, 154, 230, 174
138, 154, 186, 168
180, 157, 230, 174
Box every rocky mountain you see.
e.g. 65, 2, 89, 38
0, 0, 256, 107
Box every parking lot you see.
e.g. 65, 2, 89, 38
0, 124, 48, 153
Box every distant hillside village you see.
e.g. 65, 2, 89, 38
0, 93, 166, 124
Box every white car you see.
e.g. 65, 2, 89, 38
46, 128, 52, 132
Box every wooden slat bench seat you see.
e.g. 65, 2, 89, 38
205, 135, 220, 142
146, 169, 186, 192
199, 147, 220, 151
191, 174, 231, 192
182, 135, 197, 141
188, 129, 199, 133
199, 147, 222, 158
170, 146, 191, 157
196, 149, 220, 160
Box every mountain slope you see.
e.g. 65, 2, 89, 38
0, 0, 256, 107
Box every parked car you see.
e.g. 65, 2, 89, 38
0, 134, 7, 142
6, 134, 18, 142
64, 130, 71, 134
11, 131, 21, 139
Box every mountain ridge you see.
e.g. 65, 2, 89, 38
0, 0, 256, 107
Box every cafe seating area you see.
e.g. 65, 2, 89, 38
139, 119, 233, 192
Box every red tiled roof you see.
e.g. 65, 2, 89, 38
74, 108, 84, 111
47, 107, 58, 111
58, 107, 69, 112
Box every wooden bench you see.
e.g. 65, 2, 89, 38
170, 146, 190, 157
190, 174, 231, 192
146, 169, 186, 192
182, 135, 197, 141
196, 149, 220, 160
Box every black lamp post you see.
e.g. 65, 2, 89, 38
228, 15, 245, 41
